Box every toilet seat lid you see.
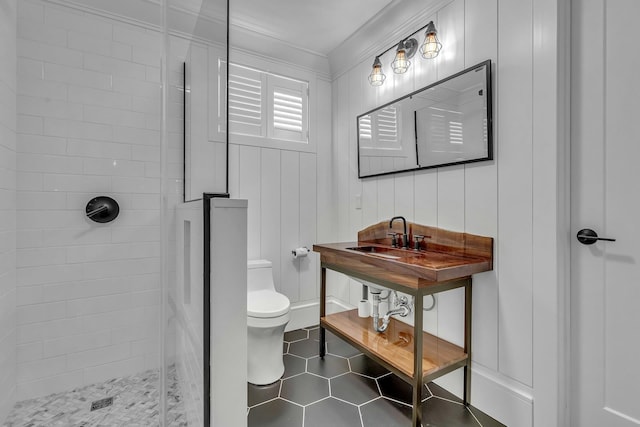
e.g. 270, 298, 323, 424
248, 290, 290, 318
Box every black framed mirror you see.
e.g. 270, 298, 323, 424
357, 60, 493, 178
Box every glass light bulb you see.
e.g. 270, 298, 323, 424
368, 64, 385, 86
368, 57, 386, 86
420, 32, 442, 59
391, 49, 410, 74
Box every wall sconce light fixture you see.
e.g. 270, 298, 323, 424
391, 39, 418, 74
369, 20, 442, 86
368, 56, 386, 86
420, 21, 442, 59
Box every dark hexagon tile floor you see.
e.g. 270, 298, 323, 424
247, 398, 303, 427
281, 373, 329, 405
307, 354, 350, 378
305, 397, 361, 427
282, 354, 306, 379
247, 326, 506, 427
331, 372, 380, 405
349, 354, 390, 378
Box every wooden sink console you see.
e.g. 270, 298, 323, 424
313, 221, 493, 427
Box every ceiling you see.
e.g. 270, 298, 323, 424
58, 0, 396, 60
229, 0, 396, 56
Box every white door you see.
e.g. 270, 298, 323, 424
571, 0, 640, 425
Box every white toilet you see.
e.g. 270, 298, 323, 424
247, 259, 291, 385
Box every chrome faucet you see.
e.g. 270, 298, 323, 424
389, 216, 409, 249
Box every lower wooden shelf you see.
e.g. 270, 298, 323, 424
321, 309, 467, 380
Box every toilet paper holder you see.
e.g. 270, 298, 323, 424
291, 247, 310, 258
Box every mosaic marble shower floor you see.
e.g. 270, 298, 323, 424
3, 366, 187, 427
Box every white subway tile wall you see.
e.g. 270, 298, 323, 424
0, 0, 18, 422
15, 0, 169, 400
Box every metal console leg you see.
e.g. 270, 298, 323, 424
463, 279, 472, 406
319, 266, 326, 358
412, 291, 424, 427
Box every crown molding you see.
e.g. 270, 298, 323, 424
41, 0, 227, 47
229, 22, 331, 80
43, 0, 161, 30
229, 18, 328, 60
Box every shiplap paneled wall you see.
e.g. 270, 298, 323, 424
329, 0, 543, 424
225, 47, 332, 325
228, 144, 324, 312
0, 0, 17, 421
13, 0, 167, 400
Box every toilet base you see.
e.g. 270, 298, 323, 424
247, 315, 289, 385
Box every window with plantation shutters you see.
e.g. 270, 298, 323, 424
223, 62, 309, 144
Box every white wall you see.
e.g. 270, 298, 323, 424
0, 0, 17, 421
328, 0, 563, 425
14, 0, 165, 400
226, 44, 333, 329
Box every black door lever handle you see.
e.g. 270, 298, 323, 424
577, 228, 616, 245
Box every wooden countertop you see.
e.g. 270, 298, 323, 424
313, 221, 493, 289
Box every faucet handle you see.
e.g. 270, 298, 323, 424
413, 235, 425, 251
387, 232, 398, 248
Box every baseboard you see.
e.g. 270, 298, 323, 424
469, 365, 533, 427
286, 298, 353, 331
433, 364, 533, 427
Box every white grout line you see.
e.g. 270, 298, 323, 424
381, 396, 413, 408
357, 395, 381, 408
248, 396, 281, 409
466, 405, 484, 427
279, 396, 307, 408
350, 370, 379, 380
300, 395, 331, 408
431, 395, 465, 406
330, 395, 361, 407
358, 405, 365, 427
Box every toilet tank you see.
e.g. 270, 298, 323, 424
247, 259, 275, 292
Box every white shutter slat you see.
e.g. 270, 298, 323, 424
373, 106, 399, 147
359, 116, 372, 142
227, 63, 265, 137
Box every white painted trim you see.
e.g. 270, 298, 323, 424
531, 0, 567, 426
41, 0, 226, 47
557, 1, 572, 424
43, 0, 160, 31
285, 297, 354, 331
230, 25, 331, 81
432, 365, 533, 427
558, 0, 572, 424
470, 365, 534, 427
230, 21, 327, 60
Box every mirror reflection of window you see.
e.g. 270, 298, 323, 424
415, 77, 487, 167
357, 60, 492, 178
360, 106, 400, 150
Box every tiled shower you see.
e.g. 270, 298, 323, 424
0, 0, 208, 424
